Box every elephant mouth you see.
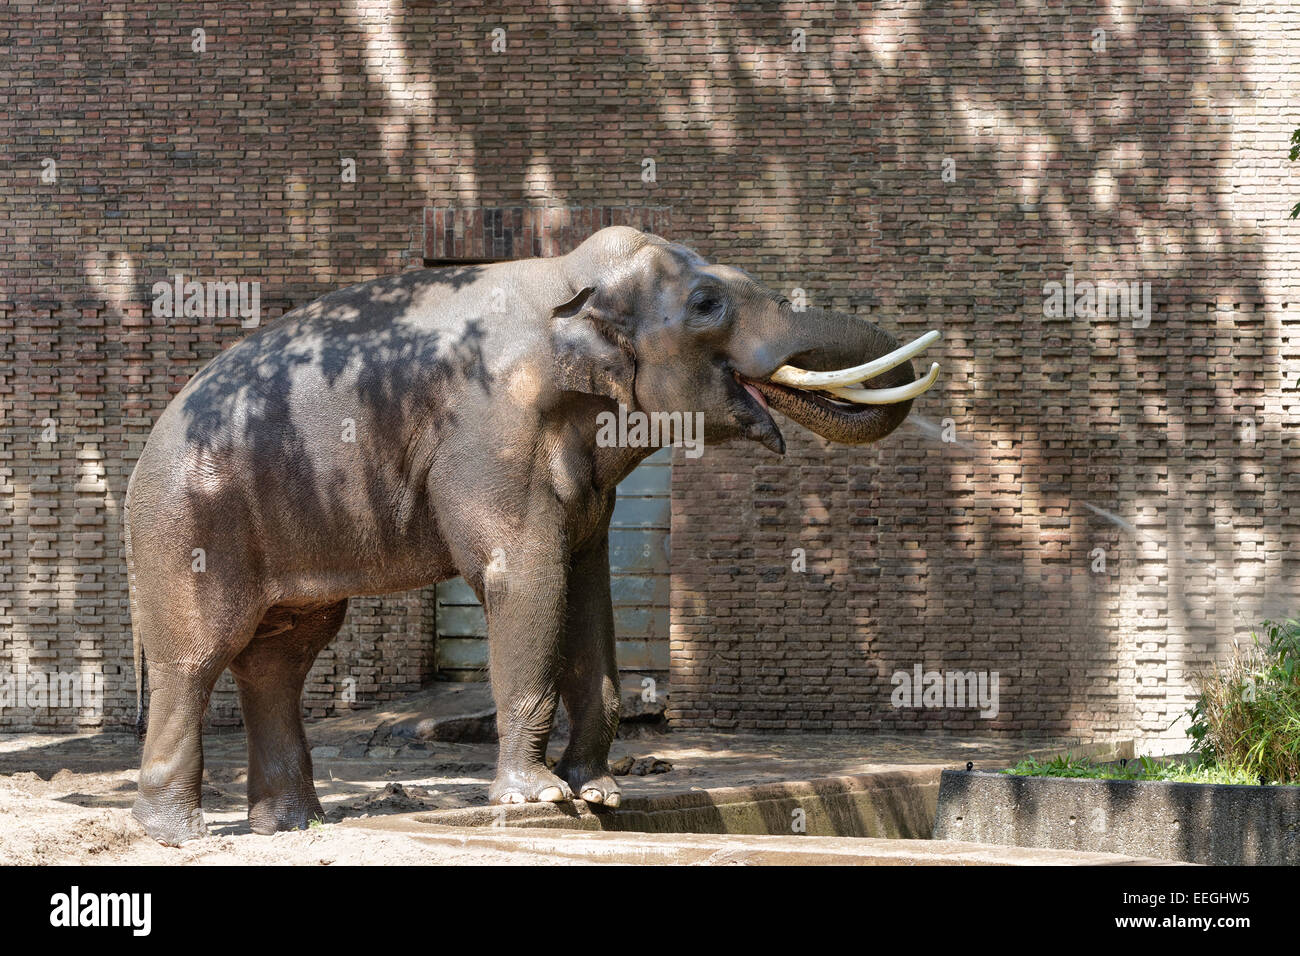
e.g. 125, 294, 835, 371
738, 330, 941, 447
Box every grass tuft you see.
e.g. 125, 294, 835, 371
1186, 618, 1300, 785
1003, 752, 1294, 786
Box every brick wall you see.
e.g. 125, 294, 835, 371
665, 4, 1300, 741
2, 2, 1298, 741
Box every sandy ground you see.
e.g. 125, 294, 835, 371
0, 688, 1106, 865
0, 772, 559, 865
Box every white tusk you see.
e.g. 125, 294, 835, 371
769, 330, 941, 389
825, 362, 941, 404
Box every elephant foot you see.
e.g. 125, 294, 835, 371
248, 788, 325, 835
489, 764, 574, 805
132, 794, 208, 847
556, 761, 622, 809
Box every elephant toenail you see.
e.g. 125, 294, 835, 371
538, 786, 565, 802
581, 788, 604, 804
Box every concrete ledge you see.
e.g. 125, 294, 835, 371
934, 769, 1300, 865
408, 768, 940, 838
342, 819, 1183, 866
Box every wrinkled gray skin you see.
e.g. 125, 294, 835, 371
126, 226, 920, 845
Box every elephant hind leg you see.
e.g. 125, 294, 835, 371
133, 601, 264, 847
133, 659, 228, 845
230, 600, 348, 835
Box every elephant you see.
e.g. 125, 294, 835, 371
124, 225, 940, 845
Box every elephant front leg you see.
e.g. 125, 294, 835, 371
482, 544, 573, 805
555, 534, 623, 808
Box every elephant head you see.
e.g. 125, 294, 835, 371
553, 226, 939, 455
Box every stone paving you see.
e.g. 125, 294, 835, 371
0, 725, 1130, 827
0, 685, 1141, 863
0, 682, 1132, 836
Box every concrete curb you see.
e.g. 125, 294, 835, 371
934, 769, 1300, 865
405, 767, 941, 837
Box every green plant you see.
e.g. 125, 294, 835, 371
1291, 128, 1300, 219
1003, 752, 1292, 786
1185, 618, 1300, 784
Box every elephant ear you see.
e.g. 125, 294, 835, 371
550, 285, 636, 407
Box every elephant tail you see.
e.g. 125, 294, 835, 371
123, 496, 146, 741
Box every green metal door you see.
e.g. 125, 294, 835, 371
434, 448, 671, 679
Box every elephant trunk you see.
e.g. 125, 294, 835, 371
740, 308, 938, 446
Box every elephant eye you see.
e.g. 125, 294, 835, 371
684, 287, 732, 334
691, 291, 724, 315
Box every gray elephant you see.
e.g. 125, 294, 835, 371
125, 226, 939, 845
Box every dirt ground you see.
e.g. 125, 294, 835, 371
0, 687, 1106, 865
